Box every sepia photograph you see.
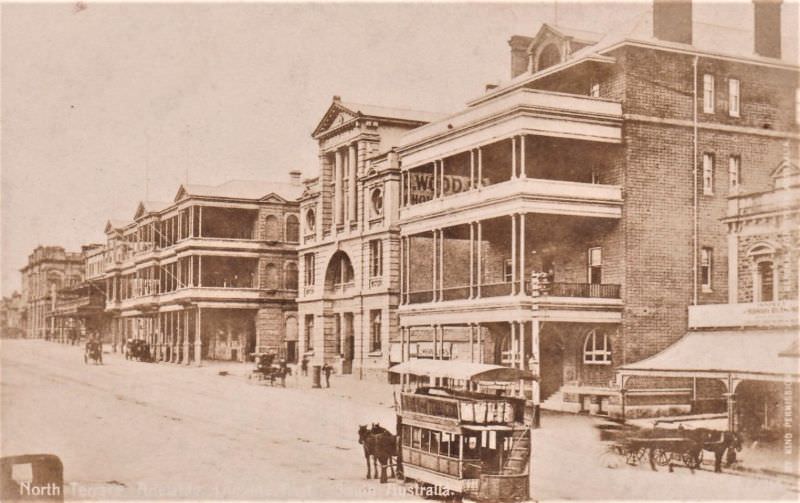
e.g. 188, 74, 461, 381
1, 0, 798, 501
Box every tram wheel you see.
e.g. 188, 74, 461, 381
652, 449, 671, 466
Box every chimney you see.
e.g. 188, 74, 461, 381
508, 35, 534, 78
653, 0, 693, 45
289, 170, 302, 186
332, 95, 341, 103
754, 0, 782, 58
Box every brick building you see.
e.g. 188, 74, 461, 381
20, 246, 85, 339
621, 154, 798, 434
296, 97, 441, 380
100, 177, 302, 364
391, 0, 799, 414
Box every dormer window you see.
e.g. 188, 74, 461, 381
537, 44, 561, 71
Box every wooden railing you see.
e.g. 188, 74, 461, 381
527, 282, 620, 299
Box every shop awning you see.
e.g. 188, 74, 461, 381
618, 329, 800, 382
389, 359, 536, 382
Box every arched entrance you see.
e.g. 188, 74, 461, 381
325, 251, 354, 292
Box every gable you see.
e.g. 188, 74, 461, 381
312, 103, 358, 138
259, 193, 288, 204
174, 185, 189, 202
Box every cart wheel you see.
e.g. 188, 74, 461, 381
653, 449, 670, 466
625, 449, 640, 466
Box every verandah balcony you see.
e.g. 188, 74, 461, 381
402, 214, 622, 305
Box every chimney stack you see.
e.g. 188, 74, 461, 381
754, 0, 782, 58
508, 36, 534, 78
653, 0, 693, 45
289, 170, 302, 186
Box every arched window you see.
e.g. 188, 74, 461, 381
285, 215, 300, 243
756, 260, 775, 302
371, 187, 384, 217
583, 329, 611, 364
748, 242, 778, 302
305, 208, 316, 233
537, 44, 561, 71
264, 263, 278, 290
285, 262, 298, 291
264, 215, 280, 241
325, 251, 354, 290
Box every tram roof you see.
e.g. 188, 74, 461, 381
390, 360, 537, 382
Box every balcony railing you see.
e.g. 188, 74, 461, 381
537, 282, 621, 299
406, 281, 620, 304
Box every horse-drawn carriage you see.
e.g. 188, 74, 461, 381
83, 340, 103, 365
248, 353, 290, 386
609, 421, 742, 473
388, 360, 536, 502
124, 339, 153, 362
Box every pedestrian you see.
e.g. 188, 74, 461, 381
301, 356, 308, 377
322, 363, 332, 388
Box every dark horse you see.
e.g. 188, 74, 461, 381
358, 424, 397, 483
692, 428, 743, 473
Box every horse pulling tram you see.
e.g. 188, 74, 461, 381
390, 360, 536, 502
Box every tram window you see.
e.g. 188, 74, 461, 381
402, 425, 412, 446
412, 427, 421, 449
464, 435, 480, 458
441, 432, 451, 456
488, 430, 497, 450
453, 434, 461, 458
431, 432, 440, 455
421, 430, 430, 452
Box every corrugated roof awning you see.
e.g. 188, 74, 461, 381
389, 359, 536, 382
618, 329, 800, 382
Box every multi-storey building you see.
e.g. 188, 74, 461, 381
621, 153, 798, 433
20, 246, 84, 339
0, 291, 25, 338
101, 177, 302, 364
49, 244, 108, 343
297, 97, 441, 380
392, 0, 799, 414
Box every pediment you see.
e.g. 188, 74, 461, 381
259, 193, 287, 204
312, 102, 358, 138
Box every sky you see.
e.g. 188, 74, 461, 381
1, 1, 797, 296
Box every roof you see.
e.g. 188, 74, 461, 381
618, 329, 800, 379
389, 359, 536, 382
175, 179, 303, 202
469, 8, 798, 107
312, 98, 444, 138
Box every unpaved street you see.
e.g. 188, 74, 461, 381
1, 340, 410, 500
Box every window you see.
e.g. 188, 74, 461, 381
703, 74, 715, 113
304, 315, 314, 351
583, 329, 611, 364
702, 153, 714, 195
588, 247, 602, 284
264, 215, 280, 241
305, 208, 316, 233
371, 188, 384, 216
537, 44, 561, 71
728, 78, 740, 117
370, 310, 382, 352
303, 253, 315, 286
369, 240, 383, 278
589, 81, 601, 98
701, 247, 713, 291
728, 155, 741, 192
285, 262, 298, 291
756, 260, 775, 302
285, 215, 299, 243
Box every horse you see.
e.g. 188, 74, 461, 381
694, 428, 742, 473
358, 424, 397, 483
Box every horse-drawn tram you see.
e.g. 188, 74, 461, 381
390, 360, 536, 502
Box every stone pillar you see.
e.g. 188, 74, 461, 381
520, 135, 527, 179
438, 228, 444, 300
183, 310, 191, 366
469, 222, 475, 299
348, 142, 357, 224
431, 230, 438, 301
194, 308, 202, 366
512, 136, 517, 179
519, 212, 526, 295
334, 149, 343, 227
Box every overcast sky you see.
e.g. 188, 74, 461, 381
2, 1, 797, 296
